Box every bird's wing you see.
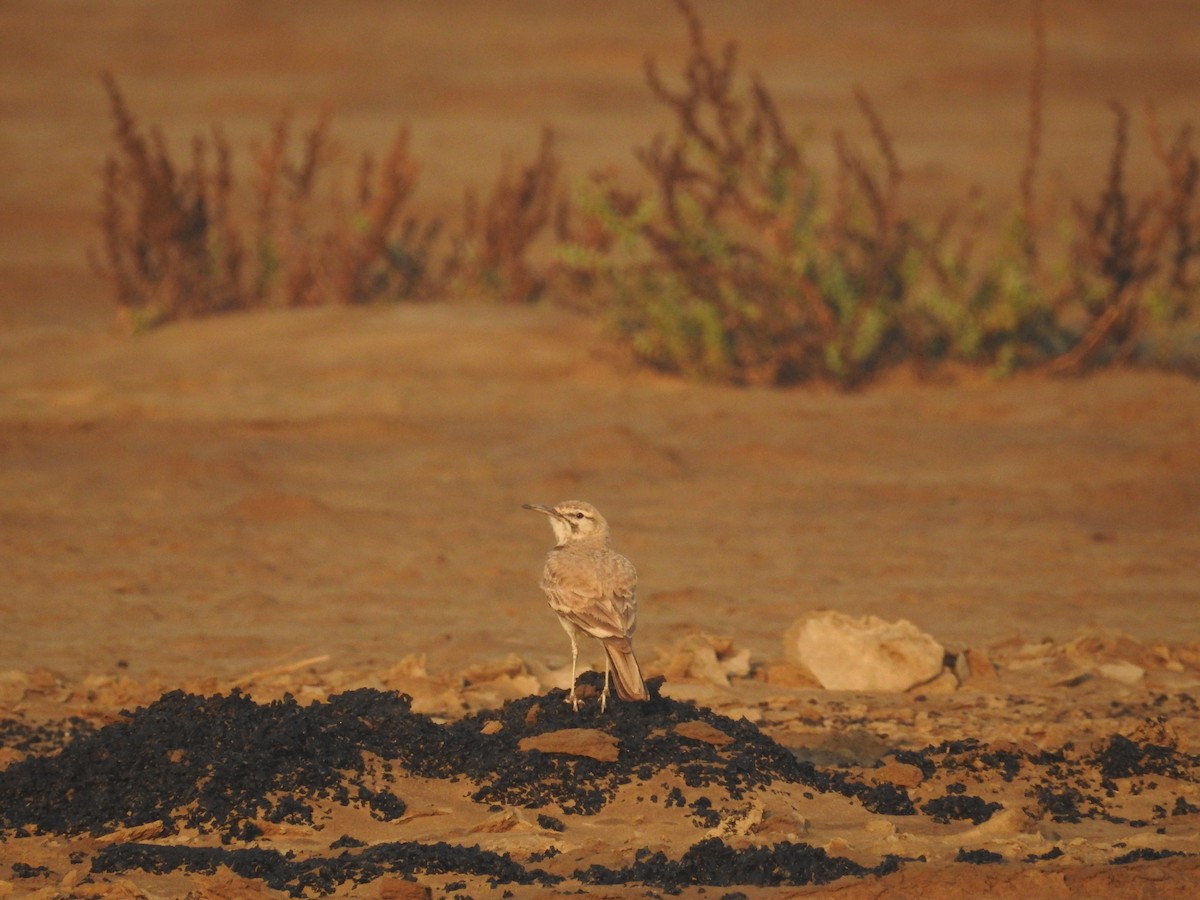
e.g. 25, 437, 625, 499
609, 551, 638, 635
542, 550, 637, 640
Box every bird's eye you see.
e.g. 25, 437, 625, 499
573, 512, 586, 519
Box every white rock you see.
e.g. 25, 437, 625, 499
784, 611, 946, 692
1097, 661, 1145, 685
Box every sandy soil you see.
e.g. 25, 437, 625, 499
2, 2, 1200, 897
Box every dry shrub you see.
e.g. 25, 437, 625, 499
92, 73, 439, 329
444, 128, 564, 303
924, 8, 1200, 378
250, 113, 440, 310
1049, 101, 1200, 372
93, 72, 241, 326
93, 74, 562, 326
559, 0, 935, 385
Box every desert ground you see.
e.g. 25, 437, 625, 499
2, 2, 1199, 897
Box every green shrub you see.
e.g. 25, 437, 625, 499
559, 0, 1199, 386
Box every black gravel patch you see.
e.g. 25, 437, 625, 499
0, 716, 94, 758
0, 689, 417, 840
1091, 734, 1194, 782
0, 676, 910, 838
0, 679, 921, 894
1172, 796, 1200, 816
1029, 783, 1101, 824
92, 839, 559, 897
11, 861, 52, 879
955, 847, 1005, 864
1025, 846, 1065, 862
921, 792, 1003, 825
904, 739, 1062, 785
576, 837, 903, 889
1109, 847, 1189, 865
5, 681, 1198, 894
456, 674, 831, 814
847, 779, 916, 816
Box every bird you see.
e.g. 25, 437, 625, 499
523, 500, 649, 711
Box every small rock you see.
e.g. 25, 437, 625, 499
470, 810, 530, 833
1098, 661, 1145, 685
705, 801, 764, 838
95, 821, 166, 845
673, 721, 734, 746
656, 633, 751, 687
518, 727, 619, 762
871, 761, 926, 788
763, 662, 822, 688
955, 647, 999, 685
784, 611, 945, 692
377, 877, 433, 900
918, 670, 960, 695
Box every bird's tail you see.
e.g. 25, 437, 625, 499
603, 637, 649, 702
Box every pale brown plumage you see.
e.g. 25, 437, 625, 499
523, 500, 648, 711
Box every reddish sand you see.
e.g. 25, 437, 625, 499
2, 2, 1199, 897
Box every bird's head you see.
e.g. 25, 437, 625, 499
523, 500, 610, 547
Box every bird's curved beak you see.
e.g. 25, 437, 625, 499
523, 503, 564, 521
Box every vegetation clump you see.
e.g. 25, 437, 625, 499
93, 0, 1198, 385
559, 0, 1199, 385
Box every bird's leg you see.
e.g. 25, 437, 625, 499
600, 653, 610, 713
567, 631, 580, 712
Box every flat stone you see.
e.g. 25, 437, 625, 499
518, 727, 620, 762
871, 760, 926, 788
673, 720, 734, 746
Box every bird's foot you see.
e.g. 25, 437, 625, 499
566, 690, 580, 712
598, 689, 609, 713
